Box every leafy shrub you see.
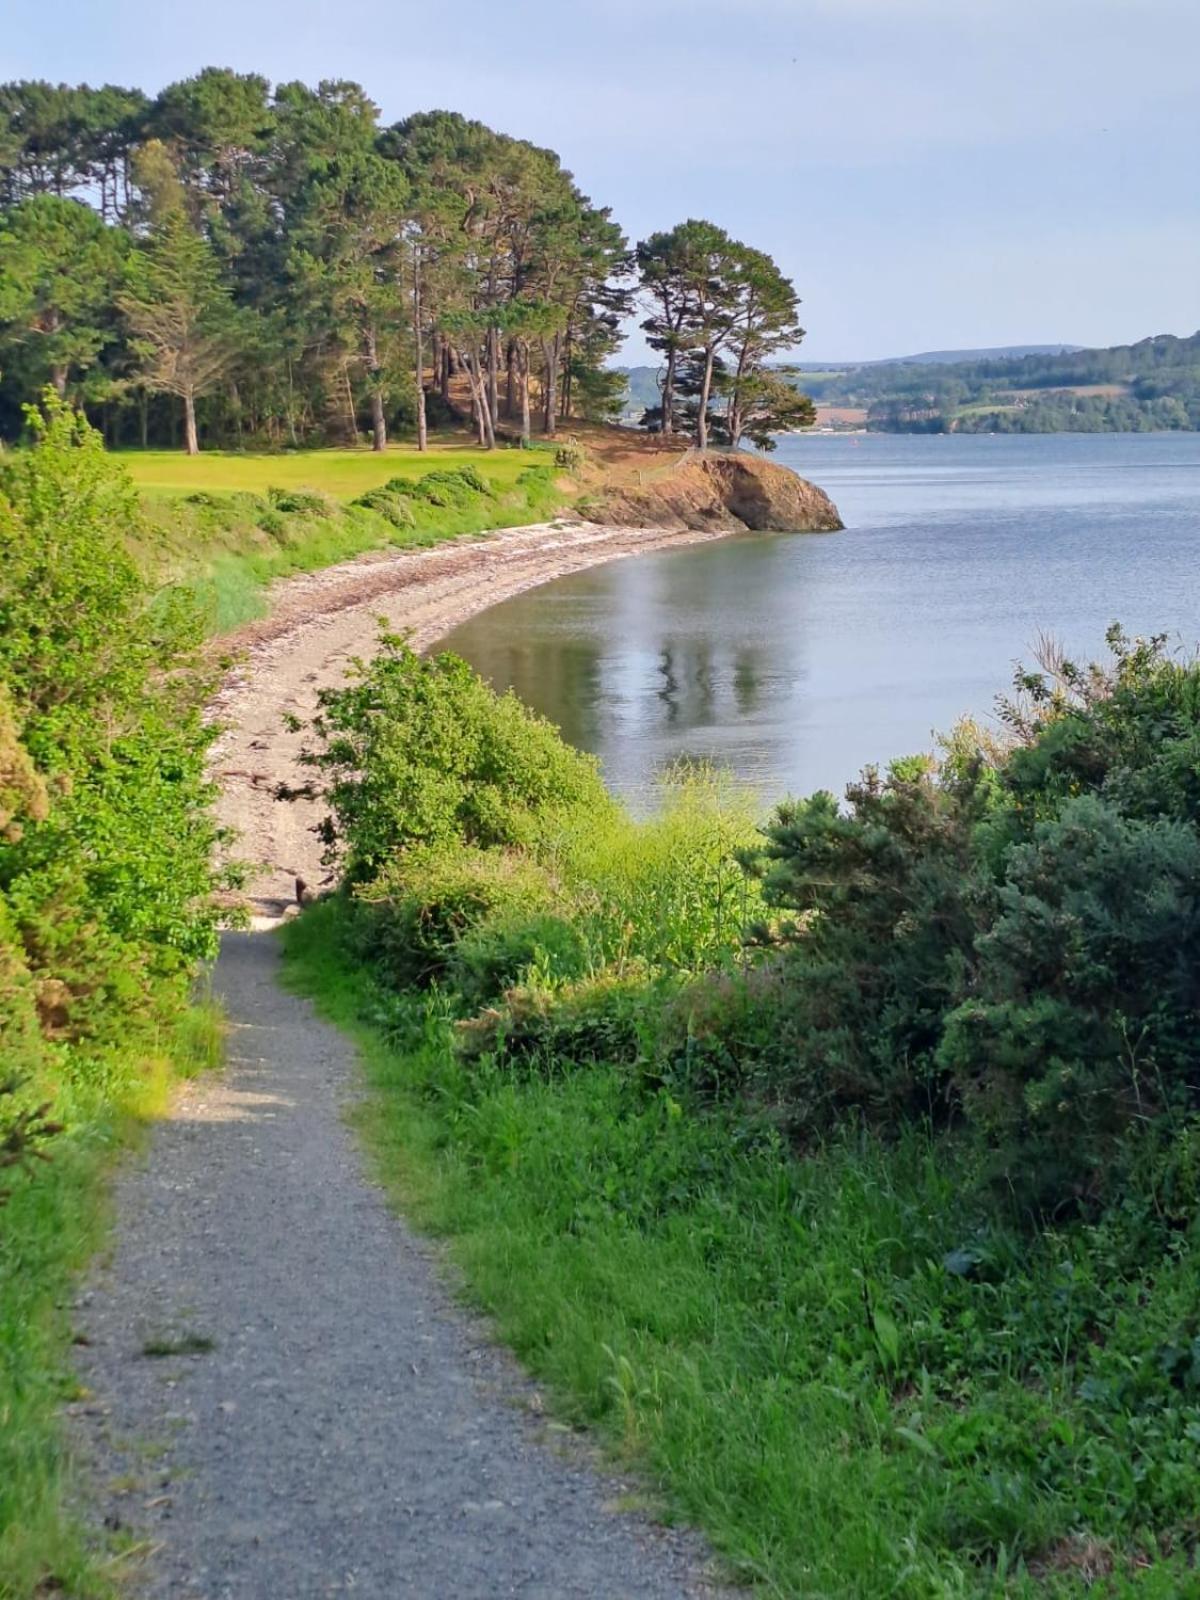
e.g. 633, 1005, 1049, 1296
296, 635, 614, 880
351, 842, 561, 989
449, 909, 590, 1007
0, 397, 223, 1085
455, 967, 659, 1070
352, 487, 416, 529
256, 506, 288, 538
268, 485, 332, 516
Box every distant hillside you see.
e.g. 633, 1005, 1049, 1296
617, 347, 1083, 420
882, 344, 1082, 366
617, 333, 1200, 434
805, 331, 1200, 433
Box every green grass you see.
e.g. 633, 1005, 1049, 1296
282, 899, 1200, 1599
125, 452, 567, 635
0, 1000, 223, 1599
120, 443, 548, 501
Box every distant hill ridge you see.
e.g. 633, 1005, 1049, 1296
617, 330, 1200, 433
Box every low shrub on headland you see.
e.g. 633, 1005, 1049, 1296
0, 401, 226, 1595
286, 627, 1200, 1596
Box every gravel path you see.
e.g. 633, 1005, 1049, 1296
70, 933, 725, 1599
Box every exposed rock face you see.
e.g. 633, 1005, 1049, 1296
588, 451, 843, 534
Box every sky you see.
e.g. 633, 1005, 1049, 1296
7, 0, 1199, 362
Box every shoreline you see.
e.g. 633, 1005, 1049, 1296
210, 517, 737, 922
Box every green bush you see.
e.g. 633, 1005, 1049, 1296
455, 967, 659, 1070
352, 486, 416, 528
296, 635, 614, 881
351, 842, 561, 989
449, 909, 590, 1008
939, 794, 1200, 1207
268, 484, 332, 516
0, 395, 224, 1077
741, 632, 1200, 1212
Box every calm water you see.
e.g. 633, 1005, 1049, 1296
442, 434, 1200, 806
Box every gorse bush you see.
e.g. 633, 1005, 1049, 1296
739, 627, 1200, 1213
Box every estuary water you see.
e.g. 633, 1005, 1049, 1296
442, 434, 1200, 807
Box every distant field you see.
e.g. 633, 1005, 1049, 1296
997, 382, 1131, 401
118, 444, 547, 501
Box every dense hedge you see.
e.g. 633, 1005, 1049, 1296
0, 398, 225, 1190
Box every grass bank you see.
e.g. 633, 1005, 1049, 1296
121, 444, 569, 635
0, 1002, 223, 1599
283, 901, 1199, 1599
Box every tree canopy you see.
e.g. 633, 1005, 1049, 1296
0, 75, 811, 453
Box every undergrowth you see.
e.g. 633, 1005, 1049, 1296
279, 632, 1200, 1596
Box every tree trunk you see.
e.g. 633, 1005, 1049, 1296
541, 334, 560, 437
440, 338, 451, 404
486, 324, 499, 428
519, 341, 531, 447
183, 390, 199, 456
139, 390, 149, 449
696, 347, 716, 450
661, 348, 676, 435
462, 349, 494, 449
50, 364, 67, 398
505, 339, 516, 418
370, 388, 387, 452
413, 256, 428, 453
343, 365, 357, 444
365, 326, 386, 451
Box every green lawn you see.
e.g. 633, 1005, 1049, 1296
120, 444, 547, 502
118, 445, 569, 634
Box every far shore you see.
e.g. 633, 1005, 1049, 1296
210, 517, 739, 922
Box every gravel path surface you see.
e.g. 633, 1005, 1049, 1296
209, 518, 733, 923
70, 933, 725, 1599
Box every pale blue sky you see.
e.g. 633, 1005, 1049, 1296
8, 0, 1198, 360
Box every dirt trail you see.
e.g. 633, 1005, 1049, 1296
210, 518, 732, 922
71, 934, 724, 1599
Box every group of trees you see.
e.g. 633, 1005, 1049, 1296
636, 219, 814, 449
0, 73, 812, 454
0, 74, 630, 452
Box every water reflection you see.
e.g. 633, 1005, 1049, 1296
442, 435, 1200, 808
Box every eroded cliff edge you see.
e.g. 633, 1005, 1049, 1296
585, 451, 843, 534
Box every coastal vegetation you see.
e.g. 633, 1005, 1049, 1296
0, 73, 811, 456
285, 628, 1200, 1596
0, 404, 226, 1594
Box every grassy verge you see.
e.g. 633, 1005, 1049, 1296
0, 1001, 223, 1599
282, 899, 1200, 1600
122, 446, 569, 635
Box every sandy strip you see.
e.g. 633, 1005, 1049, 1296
209, 518, 733, 922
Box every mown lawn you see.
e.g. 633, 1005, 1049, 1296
119, 443, 548, 502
